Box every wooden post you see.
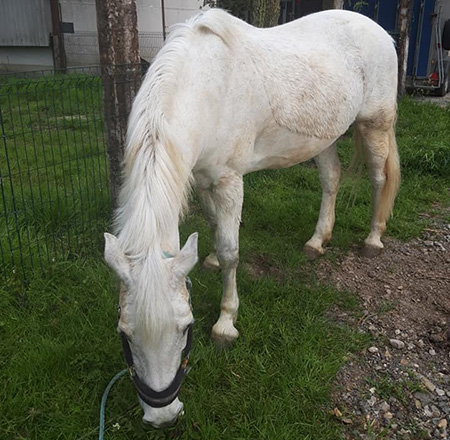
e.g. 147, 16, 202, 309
50, 0, 67, 71
397, 0, 413, 97
95, 0, 141, 207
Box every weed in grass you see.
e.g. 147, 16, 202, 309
366, 373, 421, 406
377, 301, 395, 315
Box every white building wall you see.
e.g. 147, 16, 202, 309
137, 0, 205, 32
0, 47, 53, 72
60, 0, 206, 66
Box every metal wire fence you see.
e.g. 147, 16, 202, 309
0, 65, 141, 281
64, 31, 164, 66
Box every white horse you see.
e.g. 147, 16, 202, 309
104, 9, 400, 427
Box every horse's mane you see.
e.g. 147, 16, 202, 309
112, 16, 207, 342
113, 23, 199, 256
114, 9, 240, 253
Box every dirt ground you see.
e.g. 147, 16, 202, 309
311, 209, 450, 439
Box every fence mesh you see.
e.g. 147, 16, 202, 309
0, 66, 141, 280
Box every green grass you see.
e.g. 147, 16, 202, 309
0, 79, 449, 439
0, 259, 367, 440
0, 74, 110, 271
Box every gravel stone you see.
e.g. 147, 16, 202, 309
383, 411, 393, 420
435, 388, 445, 397
414, 391, 433, 406
380, 401, 390, 412
424, 406, 433, 417
438, 419, 448, 430
390, 339, 405, 349
431, 405, 441, 417
421, 377, 436, 393
368, 395, 377, 407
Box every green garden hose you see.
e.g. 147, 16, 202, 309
99, 369, 128, 440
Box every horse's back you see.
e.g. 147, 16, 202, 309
196, 9, 397, 141
172, 10, 399, 179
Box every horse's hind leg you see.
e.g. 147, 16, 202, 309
197, 187, 220, 271
209, 171, 243, 345
304, 143, 341, 259
357, 119, 400, 257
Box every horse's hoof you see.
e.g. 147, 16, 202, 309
361, 244, 383, 258
303, 244, 324, 260
203, 254, 220, 272
211, 326, 239, 349
212, 336, 236, 351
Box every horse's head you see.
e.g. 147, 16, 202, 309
104, 232, 198, 428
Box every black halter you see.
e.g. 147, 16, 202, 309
119, 278, 193, 408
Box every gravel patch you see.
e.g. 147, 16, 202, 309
313, 209, 450, 439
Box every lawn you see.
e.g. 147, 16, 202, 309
0, 74, 449, 440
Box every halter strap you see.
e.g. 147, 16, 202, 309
120, 323, 193, 408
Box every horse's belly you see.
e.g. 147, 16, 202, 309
247, 122, 336, 173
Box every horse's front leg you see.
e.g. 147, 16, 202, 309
210, 172, 243, 346
304, 143, 341, 259
197, 187, 220, 271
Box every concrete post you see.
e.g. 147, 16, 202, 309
95, 0, 141, 206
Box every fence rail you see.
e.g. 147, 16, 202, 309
0, 65, 142, 280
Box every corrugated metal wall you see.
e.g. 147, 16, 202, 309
0, 0, 52, 47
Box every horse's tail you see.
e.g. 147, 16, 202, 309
352, 120, 400, 221
379, 123, 401, 221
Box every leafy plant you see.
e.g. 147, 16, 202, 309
345, 0, 369, 12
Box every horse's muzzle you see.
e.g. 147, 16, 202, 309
141, 400, 184, 428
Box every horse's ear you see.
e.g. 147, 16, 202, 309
173, 233, 198, 278
104, 233, 131, 283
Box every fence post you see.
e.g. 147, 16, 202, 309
50, 0, 67, 71
95, 0, 141, 207
397, 0, 413, 97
